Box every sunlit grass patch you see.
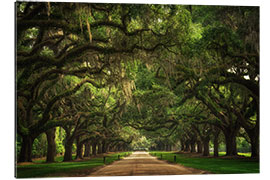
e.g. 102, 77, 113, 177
150, 151, 258, 174
16, 152, 131, 178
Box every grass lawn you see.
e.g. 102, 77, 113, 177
150, 151, 259, 174
209, 152, 251, 157
16, 152, 131, 178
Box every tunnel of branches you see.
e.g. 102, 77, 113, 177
16, 2, 259, 162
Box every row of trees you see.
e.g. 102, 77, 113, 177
16, 2, 189, 162
121, 6, 259, 157
16, 2, 259, 163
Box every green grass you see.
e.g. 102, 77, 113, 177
208, 152, 251, 157
238, 152, 252, 157
32, 154, 76, 163
150, 151, 259, 174
16, 152, 131, 178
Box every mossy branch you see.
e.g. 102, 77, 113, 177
32, 79, 106, 130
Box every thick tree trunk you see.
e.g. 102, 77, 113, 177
46, 128, 56, 163
190, 141, 196, 153
121, 144, 125, 151
202, 138, 210, 156
165, 144, 169, 151
92, 142, 97, 155
98, 143, 102, 154
18, 136, 34, 162
213, 137, 219, 157
243, 118, 259, 158
102, 140, 107, 153
63, 139, 74, 161
224, 130, 237, 156
75, 137, 83, 159
117, 145, 121, 151
157, 142, 164, 151
84, 141, 91, 157
250, 134, 259, 158
248, 128, 259, 158
243, 103, 259, 158
162, 144, 166, 151
184, 140, 190, 152
213, 128, 220, 157
109, 143, 115, 152
180, 140, 185, 151
197, 140, 202, 153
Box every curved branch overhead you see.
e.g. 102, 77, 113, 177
16, 2, 260, 162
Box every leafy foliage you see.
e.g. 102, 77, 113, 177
16, 2, 259, 167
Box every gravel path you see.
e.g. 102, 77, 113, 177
89, 151, 208, 176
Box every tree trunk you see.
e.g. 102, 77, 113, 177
98, 143, 102, 154
184, 140, 190, 152
63, 139, 74, 161
202, 138, 210, 156
46, 128, 56, 163
243, 117, 259, 158
197, 140, 202, 153
213, 138, 219, 157
102, 140, 107, 153
213, 128, 220, 157
75, 137, 83, 159
18, 136, 34, 162
224, 130, 237, 156
165, 144, 169, 151
180, 139, 185, 151
92, 142, 97, 155
190, 141, 196, 153
84, 141, 91, 157
248, 129, 259, 158
108, 144, 114, 152
121, 144, 125, 151
162, 144, 165, 151
250, 134, 259, 158
243, 102, 259, 158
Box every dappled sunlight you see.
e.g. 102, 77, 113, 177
16, 2, 259, 177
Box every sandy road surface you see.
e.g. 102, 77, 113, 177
89, 151, 208, 176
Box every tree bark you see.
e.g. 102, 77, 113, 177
75, 137, 83, 159
197, 140, 202, 153
243, 115, 259, 158
92, 142, 97, 155
213, 128, 220, 157
224, 130, 238, 156
250, 134, 259, 158
46, 128, 56, 162
190, 141, 196, 153
250, 106, 259, 158
102, 140, 107, 153
184, 140, 190, 152
98, 143, 102, 154
84, 141, 91, 157
117, 145, 121, 151
213, 138, 219, 157
165, 144, 169, 151
180, 139, 185, 151
18, 136, 34, 162
202, 138, 210, 156
162, 144, 165, 151
108, 143, 114, 152
246, 127, 259, 158
63, 139, 74, 161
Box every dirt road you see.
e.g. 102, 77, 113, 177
89, 151, 208, 176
